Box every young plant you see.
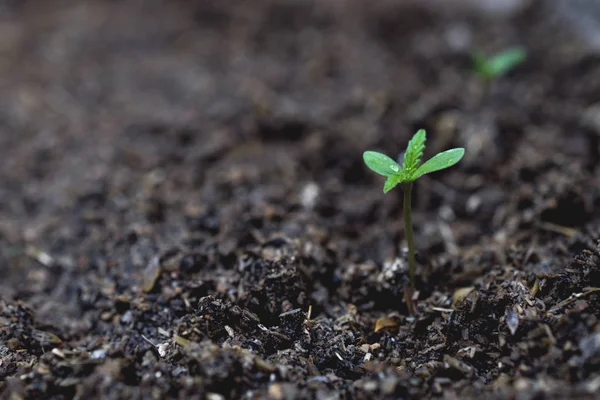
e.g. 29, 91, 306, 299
472, 46, 527, 83
363, 129, 464, 313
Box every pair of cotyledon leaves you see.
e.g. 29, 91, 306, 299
363, 129, 465, 193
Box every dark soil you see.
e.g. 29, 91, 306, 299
2, 1, 600, 399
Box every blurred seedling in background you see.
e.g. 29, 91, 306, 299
363, 129, 465, 314
472, 46, 527, 83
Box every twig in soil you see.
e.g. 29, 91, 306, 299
141, 334, 157, 347
431, 307, 454, 313
537, 221, 580, 238
541, 323, 556, 345
363, 129, 465, 314
548, 287, 600, 313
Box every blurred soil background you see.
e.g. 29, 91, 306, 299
1, 0, 600, 398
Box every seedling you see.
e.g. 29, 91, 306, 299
363, 129, 464, 313
472, 47, 527, 83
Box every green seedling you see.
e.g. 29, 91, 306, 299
472, 47, 527, 82
363, 129, 464, 313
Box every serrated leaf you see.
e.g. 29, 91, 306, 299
412, 148, 465, 180
383, 174, 401, 193
363, 151, 402, 177
402, 129, 426, 178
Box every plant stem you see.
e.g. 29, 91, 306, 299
403, 183, 416, 288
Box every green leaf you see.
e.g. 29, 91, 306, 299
472, 51, 489, 79
363, 151, 402, 177
402, 129, 426, 179
474, 47, 527, 80
383, 174, 401, 193
412, 148, 465, 180
486, 47, 526, 78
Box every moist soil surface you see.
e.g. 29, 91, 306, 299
1, 1, 600, 399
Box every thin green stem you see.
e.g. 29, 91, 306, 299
403, 182, 416, 287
